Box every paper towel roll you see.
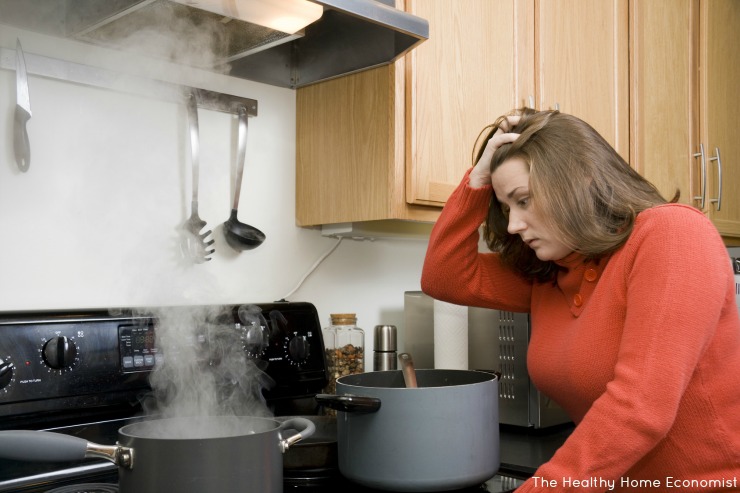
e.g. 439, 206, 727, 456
433, 299, 469, 370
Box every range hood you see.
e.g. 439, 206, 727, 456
0, 0, 428, 88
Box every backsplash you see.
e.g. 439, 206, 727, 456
0, 26, 430, 361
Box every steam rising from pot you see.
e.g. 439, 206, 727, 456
140, 304, 274, 419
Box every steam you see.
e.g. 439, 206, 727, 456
95, 1, 233, 74
79, 1, 283, 422
140, 303, 275, 419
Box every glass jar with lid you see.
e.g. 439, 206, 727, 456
322, 313, 365, 397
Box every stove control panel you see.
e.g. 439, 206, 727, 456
0, 313, 150, 417
118, 323, 161, 373
241, 302, 329, 400
0, 302, 329, 418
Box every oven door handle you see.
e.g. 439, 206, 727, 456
0, 430, 134, 469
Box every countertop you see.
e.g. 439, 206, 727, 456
498, 422, 576, 477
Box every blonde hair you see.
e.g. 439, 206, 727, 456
475, 108, 675, 282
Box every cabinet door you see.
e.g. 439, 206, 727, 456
405, 0, 521, 206
535, 0, 629, 159
629, 0, 694, 204
296, 64, 412, 226
701, 0, 740, 237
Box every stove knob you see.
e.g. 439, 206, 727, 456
287, 335, 310, 363
244, 324, 269, 357
0, 358, 14, 389
42, 336, 78, 370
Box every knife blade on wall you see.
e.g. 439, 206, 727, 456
14, 39, 32, 172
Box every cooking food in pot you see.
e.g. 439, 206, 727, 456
316, 369, 499, 492
0, 415, 315, 493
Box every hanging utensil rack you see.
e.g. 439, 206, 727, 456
0, 46, 257, 116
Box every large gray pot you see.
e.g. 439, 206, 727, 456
0, 415, 315, 493
315, 369, 500, 492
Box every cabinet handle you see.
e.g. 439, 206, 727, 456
553, 102, 560, 111
528, 95, 535, 109
709, 147, 722, 211
693, 143, 707, 209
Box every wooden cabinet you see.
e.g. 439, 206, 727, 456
525, 0, 629, 158
298, 0, 740, 240
404, 0, 521, 207
296, 63, 416, 226
296, 0, 628, 228
296, 0, 520, 226
296, 0, 630, 228
699, 0, 740, 239
631, 0, 740, 240
629, 0, 694, 206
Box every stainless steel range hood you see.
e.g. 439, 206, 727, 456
0, 0, 428, 88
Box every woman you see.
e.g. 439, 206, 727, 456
421, 108, 740, 492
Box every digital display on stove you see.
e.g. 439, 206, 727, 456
118, 323, 160, 373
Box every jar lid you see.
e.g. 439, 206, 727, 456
330, 313, 357, 325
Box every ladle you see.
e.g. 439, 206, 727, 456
223, 106, 265, 251
397, 352, 418, 388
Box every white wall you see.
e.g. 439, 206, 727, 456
0, 27, 430, 366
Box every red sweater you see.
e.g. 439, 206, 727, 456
421, 172, 740, 492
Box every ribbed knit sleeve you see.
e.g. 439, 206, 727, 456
421, 169, 532, 312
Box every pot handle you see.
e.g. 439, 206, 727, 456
314, 394, 381, 413
277, 417, 316, 453
0, 430, 134, 469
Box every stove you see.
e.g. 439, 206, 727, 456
0, 301, 523, 493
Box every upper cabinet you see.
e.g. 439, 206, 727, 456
404, 1, 521, 208
631, 0, 740, 240
296, 0, 626, 227
526, 0, 629, 158
697, 0, 740, 239
629, 0, 694, 206
297, 0, 738, 242
296, 0, 521, 226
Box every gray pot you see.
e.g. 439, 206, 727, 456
315, 369, 500, 492
0, 415, 315, 493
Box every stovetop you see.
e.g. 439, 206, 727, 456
0, 414, 523, 493
285, 475, 523, 492
0, 302, 334, 492
0, 302, 523, 493
17, 479, 521, 493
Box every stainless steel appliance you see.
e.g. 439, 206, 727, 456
0, 301, 524, 493
0, 0, 429, 89
404, 291, 571, 429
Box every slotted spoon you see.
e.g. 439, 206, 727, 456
181, 92, 215, 263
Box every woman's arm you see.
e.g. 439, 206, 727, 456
421, 168, 531, 311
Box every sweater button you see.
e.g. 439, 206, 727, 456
584, 268, 598, 282
573, 294, 583, 307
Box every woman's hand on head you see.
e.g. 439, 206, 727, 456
469, 116, 520, 189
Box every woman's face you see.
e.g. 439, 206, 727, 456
491, 157, 572, 262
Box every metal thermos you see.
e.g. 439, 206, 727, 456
373, 325, 398, 371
